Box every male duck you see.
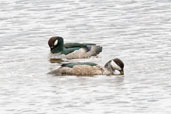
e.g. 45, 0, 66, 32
49, 58, 124, 76
48, 36, 102, 59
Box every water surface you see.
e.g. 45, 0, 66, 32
0, 0, 171, 114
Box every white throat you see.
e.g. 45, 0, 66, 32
111, 60, 121, 71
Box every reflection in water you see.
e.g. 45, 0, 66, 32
49, 58, 65, 63
0, 0, 171, 114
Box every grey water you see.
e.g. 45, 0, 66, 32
0, 0, 171, 113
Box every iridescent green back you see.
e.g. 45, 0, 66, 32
61, 62, 97, 68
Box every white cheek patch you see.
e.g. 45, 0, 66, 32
110, 60, 121, 70
54, 40, 58, 46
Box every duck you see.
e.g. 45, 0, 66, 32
48, 36, 102, 59
49, 58, 124, 76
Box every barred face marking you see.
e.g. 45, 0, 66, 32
54, 39, 58, 46
110, 60, 121, 71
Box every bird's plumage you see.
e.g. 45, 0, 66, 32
48, 36, 102, 59
49, 58, 124, 76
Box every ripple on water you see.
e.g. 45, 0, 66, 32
0, 0, 171, 114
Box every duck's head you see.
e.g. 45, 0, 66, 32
48, 36, 64, 52
104, 58, 124, 75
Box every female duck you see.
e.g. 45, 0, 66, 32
49, 58, 124, 76
48, 36, 102, 59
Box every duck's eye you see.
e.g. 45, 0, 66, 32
54, 40, 58, 46
111, 60, 121, 70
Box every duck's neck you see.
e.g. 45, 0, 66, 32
103, 67, 114, 75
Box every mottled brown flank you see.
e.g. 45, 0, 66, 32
59, 65, 103, 76
66, 48, 87, 59
48, 37, 57, 48
66, 46, 101, 59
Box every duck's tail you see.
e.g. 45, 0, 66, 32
95, 46, 102, 55
47, 69, 62, 76
87, 45, 102, 56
